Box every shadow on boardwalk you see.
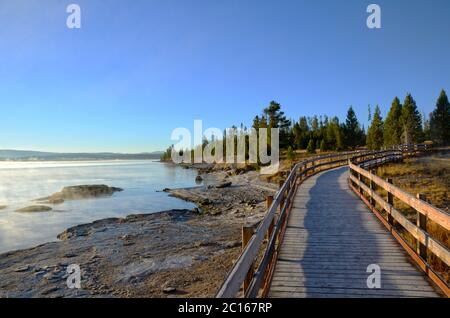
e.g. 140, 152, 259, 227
269, 167, 441, 298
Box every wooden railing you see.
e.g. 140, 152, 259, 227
348, 150, 450, 297
216, 150, 382, 298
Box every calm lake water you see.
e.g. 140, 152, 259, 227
0, 160, 203, 254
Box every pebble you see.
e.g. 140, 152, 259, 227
163, 287, 177, 294
41, 286, 59, 295
44, 271, 64, 282
34, 270, 47, 277
14, 266, 30, 273
222, 241, 241, 249
193, 255, 209, 261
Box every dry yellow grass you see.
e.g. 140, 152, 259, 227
377, 156, 449, 212
262, 150, 340, 184
376, 155, 449, 283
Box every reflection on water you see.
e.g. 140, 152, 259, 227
0, 160, 199, 253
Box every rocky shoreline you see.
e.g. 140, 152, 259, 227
0, 169, 277, 298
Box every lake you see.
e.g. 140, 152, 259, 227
0, 160, 203, 254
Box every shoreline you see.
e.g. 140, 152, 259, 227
0, 168, 277, 297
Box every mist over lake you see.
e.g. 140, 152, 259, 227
0, 160, 200, 254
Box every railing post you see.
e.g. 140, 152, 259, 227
358, 172, 363, 195
416, 193, 428, 261
242, 225, 255, 293
370, 170, 376, 206
279, 180, 285, 212
266, 196, 274, 241
386, 178, 394, 226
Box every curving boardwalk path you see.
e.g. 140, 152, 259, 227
268, 167, 442, 298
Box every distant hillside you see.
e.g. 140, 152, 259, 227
0, 150, 164, 161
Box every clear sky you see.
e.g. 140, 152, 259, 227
1, 0, 449, 153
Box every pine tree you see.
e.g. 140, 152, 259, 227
160, 145, 174, 162
292, 122, 301, 149
320, 139, 327, 152
286, 146, 295, 161
263, 101, 290, 148
325, 117, 344, 150
252, 116, 260, 130
307, 138, 316, 154
401, 94, 423, 144
343, 106, 363, 149
423, 113, 431, 141
298, 116, 309, 149
430, 89, 450, 145
263, 101, 290, 129
366, 106, 384, 150
383, 97, 403, 148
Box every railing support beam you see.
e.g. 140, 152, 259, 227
266, 196, 274, 241
370, 169, 376, 206
386, 178, 394, 226
416, 193, 428, 262
242, 225, 255, 294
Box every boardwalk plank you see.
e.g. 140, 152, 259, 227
268, 167, 443, 298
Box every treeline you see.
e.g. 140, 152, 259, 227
367, 90, 450, 150
161, 89, 449, 161
252, 101, 365, 154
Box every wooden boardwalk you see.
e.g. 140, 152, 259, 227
268, 167, 442, 298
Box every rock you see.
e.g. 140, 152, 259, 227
34, 271, 47, 277
193, 255, 209, 261
162, 287, 177, 294
36, 185, 123, 202
200, 198, 212, 205
43, 271, 64, 282
63, 253, 77, 258
0, 205, 7, 210
215, 182, 232, 189
15, 205, 52, 213
222, 241, 241, 249
120, 234, 135, 246
195, 175, 203, 182
47, 198, 65, 205
14, 265, 30, 272
161, 279, 183, 294
57, 226, 89, 240
194, 241, 217, 248
41, 286, 59, 295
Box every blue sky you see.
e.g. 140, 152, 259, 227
1, 0, 449, 153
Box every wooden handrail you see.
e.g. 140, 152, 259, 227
349, 162, 450, 231
348, 148, 450, 297
216, 149, 381, 298
348, 173, 450, 265
216, 144, 444, 298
